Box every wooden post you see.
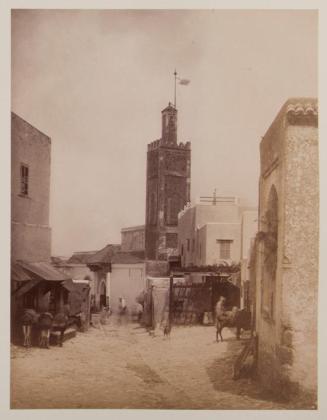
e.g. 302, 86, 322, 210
169, 273, 174, 328
151, 285, 154, 329
211, 276, 215, 322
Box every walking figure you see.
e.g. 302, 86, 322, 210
215, 296, 228, 322
118, 296, 127, 325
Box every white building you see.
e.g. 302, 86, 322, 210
178, 195, 257, 268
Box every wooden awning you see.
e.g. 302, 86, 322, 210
17, 261, 70, 281
11, 261, 71, 298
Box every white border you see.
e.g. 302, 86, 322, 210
0, 1, 325, 419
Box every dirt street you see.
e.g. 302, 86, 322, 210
11, 319, 290, 409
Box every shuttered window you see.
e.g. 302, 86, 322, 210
217, 240, 233, 259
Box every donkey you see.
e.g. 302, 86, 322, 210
51, 305, 74, 347
38, 312, 54, 348
216, 308, 251, 342
51, 312, 69, 347
20, 308, 39, 347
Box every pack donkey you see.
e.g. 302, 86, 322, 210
38, 312, 54, 348
216, 307, 252, 342
20, 308, 39, 347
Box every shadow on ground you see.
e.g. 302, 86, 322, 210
207, 338, 290, 409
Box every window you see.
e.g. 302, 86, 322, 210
187, 239, 190, 252
217, 240, 233, 259
192, 238, 195, 253
20, 164, 29, 196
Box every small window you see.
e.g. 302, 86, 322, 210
187, 239, 190, 252
217, 240, 233, 259
192, 239, 195, 252
20, 164, 29, 196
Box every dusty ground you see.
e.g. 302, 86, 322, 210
11, 318, 292, 409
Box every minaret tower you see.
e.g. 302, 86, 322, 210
145, 103, 191, 261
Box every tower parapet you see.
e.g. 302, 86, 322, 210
147, 139, 191, 151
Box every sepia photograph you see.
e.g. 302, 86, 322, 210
4, 4, 320, 413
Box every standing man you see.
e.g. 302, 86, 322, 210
215, 296, 228, 321
118, 296, 127, 325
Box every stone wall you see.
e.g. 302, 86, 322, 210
121, 225, 145, 252
255, 98, 318, 404
110, 263, 146, 313
11, 222, 51, 262
145, 260, 169, 277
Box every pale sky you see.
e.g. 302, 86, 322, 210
11, 9, 318, 257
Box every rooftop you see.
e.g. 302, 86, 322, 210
161, 102, 177, 113
121, 225, 145, 233
86, 244, 121, 265
67, 251, 99, 264
178, 196, 240, 218
112, 252, 144, 264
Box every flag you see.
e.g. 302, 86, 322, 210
179, 78, 190, 85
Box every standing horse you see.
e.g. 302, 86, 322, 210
38, 312, 53, 348
216, 308, 251, 342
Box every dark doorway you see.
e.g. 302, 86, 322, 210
100, 282, 106, 309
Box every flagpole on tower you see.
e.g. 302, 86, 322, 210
174, 69, 177, 108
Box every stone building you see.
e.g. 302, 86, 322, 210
86, 244, 121, 311
85, 244, 146, 314
11, 113, 69, 336
178, 195, 257, 269
11, 112, 52, 262
109, 253, 146, 315
145, 103, 191, 261
121, 225, 145, 254
254, 98, 318, 404
52, 251, 96, 284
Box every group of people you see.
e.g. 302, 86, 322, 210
120, 295, 227, 325
117, 296, 143, 323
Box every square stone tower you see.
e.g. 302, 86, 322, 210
145, 103, 191, 260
